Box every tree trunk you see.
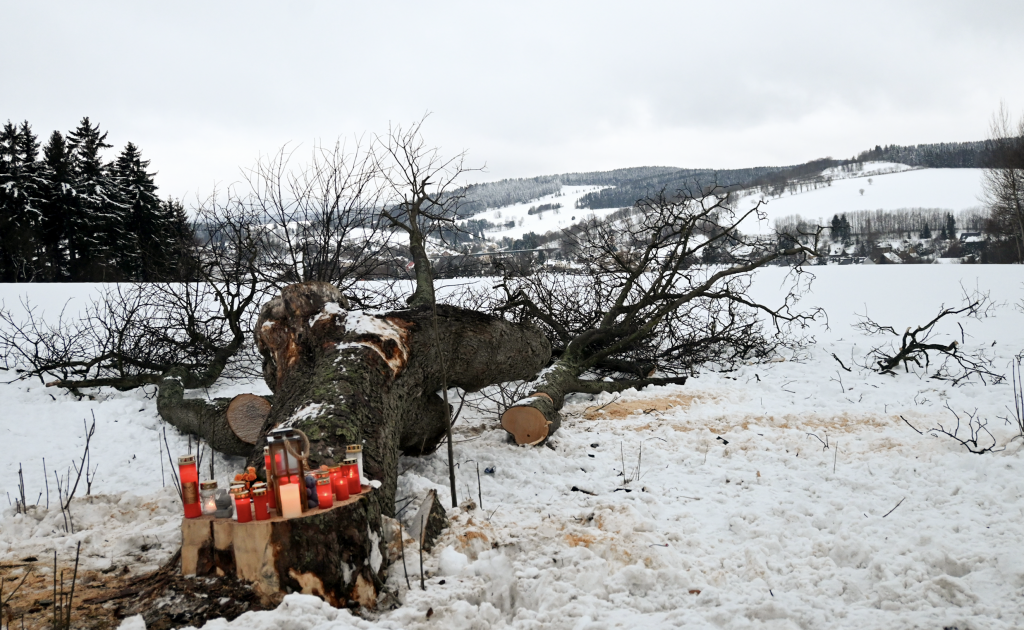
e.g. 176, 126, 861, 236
156, 368, 259, 457
500, 358, 687, 446
251, 281, 551, 518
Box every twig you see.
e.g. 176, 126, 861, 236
882, 497, 905, 518
162, 427, 182, 499
829, 371, 845, 393
806, 432, 829, 451
830, 353, 852, 372
833, 441, 838, 474
900, 415, 923, 435
419, 513, 426, 591
398, 519, 411, 591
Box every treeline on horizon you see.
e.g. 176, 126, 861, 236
0, 117, 188, 282
458, 137, 1015, 216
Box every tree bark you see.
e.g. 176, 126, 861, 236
500, 357, 687, 446
156, 368, 258, 457
251, 281, 551, 517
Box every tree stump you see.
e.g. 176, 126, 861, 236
180, 487, 384, 608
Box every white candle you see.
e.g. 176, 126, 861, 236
280, 483, 303, 519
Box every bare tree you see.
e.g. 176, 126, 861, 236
981, 103, 1024, 262
374, 118, 479, 309
0, 201, 268, 454
495, 186, 824, 444
233, 139, 393, 296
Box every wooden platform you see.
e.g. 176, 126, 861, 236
180, 486, 382, 607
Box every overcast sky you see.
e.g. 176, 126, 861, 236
3, 1, 1023, 199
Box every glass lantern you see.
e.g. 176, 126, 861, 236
267, 427, 308, 518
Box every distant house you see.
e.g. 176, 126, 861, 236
959, 231, 983, 244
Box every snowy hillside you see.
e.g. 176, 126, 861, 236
2, 266, 1024, 629
731, 166, 986, 236
459, 185, 615, 241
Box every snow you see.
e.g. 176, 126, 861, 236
459, 185, 616, 241
2, 266, 1024, 629
733, 166, 987, 235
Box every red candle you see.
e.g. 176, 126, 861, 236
329, 466, 348, 501
178, 455, 202, 519
342, 458, 360, 494
252, 487, 270, 521
316, 477, 333, 509
233, 490, 252, 523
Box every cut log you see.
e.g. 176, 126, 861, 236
180, 487, 384, 608
500, 404, 554, 446
226, 394, 272, 445
156, 368, 252, 457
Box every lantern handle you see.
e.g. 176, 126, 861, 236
284, 428, 311, 467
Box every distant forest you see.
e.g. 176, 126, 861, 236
0, 117, 187, 282
456, 138, 1010, 217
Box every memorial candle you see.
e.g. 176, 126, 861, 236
316, 475, 333, 509
329, 466, 348, 501
279, 482, 303, 519
252, 487, 270, 520
342, 458, 360, 494
178, 455, 202, 518
200, 481, 219, 515
233, 489, 252, 523
346, 444, 364, 482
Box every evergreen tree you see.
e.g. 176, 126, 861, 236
40, 130, 75, 280
940, 224, 948, 240
0, 121, 44, 280
920, 223, 932, 239
945, 214, 956, 242
111, 142, 164, 279
67, 117, 122, 280
830, 214, 842, 241
839, 214, 851, 242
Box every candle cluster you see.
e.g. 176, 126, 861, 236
178, 439, 366, 522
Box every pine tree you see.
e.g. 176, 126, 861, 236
920, 223, 932, 239
67, 117, 122, 280
40, 130, 75, 280
945, 214, 956, 242
0, 121, 45, 280
830, 214, 842, 241
111, 142, 163, 279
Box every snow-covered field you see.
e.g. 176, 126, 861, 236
3, 266, 1024, 629
735, 167, 987, 235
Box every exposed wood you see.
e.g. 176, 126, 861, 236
501, 405, 553, 446
226, 394, 272, 444
180, 487, 384, 608
407, 490, 448, 551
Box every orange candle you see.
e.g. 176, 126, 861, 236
252, 487, 270, 521
329, 466, 348, 501
178, 455, 202, 519
233, 489, 252, 523
342, 458, 360, 494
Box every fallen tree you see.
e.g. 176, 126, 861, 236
495, 187, 824, 444
249, 280, 550, 513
